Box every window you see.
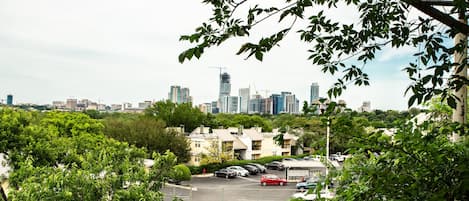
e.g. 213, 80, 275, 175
195, 142, 201, 148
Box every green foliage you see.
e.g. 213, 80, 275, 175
169, 164, 192, 182
145, 100, 206, 132
336, 122, 469, 200
179, 0, 469, 108
103, 116, 191, 163
188, 155, 288, 174
209, 113, 273, 132
0, 108, 177, 201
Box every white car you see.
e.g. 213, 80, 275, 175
226, 166, 249, 177
292, 190, 335, 200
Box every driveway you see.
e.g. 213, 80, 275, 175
162, 169, 297, 201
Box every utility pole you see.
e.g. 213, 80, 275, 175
451, 9, 467, 141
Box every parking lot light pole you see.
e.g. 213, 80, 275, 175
325, 116, 330, 192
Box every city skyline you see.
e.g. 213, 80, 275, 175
1, 1, 414, 110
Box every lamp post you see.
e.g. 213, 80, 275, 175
325, 116, 330, 192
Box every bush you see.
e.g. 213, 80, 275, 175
169, 164, 191, 182
188, 155, 302, 174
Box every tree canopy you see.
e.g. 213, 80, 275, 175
0, 108, 177, 201
179, 0, 469, 108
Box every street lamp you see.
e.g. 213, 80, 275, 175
319, 101, 331, 192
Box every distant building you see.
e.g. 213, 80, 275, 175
198, 103, 212, 114
260, 97, 273, 114
249, 94, 262, 114
211, 101, 219, 114
221, 96, 240, 114
123, 102, 132, 110
358, 101, 371, 112
271, 94, 283, 115
310, 83, 319, 104
111, 104, 122, 111
239, 88, 250, 113
6, 95, 13, 105
52, 101, 65, 109
282, 92, 300, 114
168, 85, 192, 104
138, 101, 152, 109
66, 99, 77, 111
219, 73, 231, 100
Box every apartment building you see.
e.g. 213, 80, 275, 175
187, 126, 299, 166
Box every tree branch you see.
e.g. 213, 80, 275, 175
403, 0, 469, 34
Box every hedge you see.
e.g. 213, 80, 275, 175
188, 154, 309, 174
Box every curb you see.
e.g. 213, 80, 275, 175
192, 173, 214, 178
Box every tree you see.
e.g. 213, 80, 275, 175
145, 100, 206, 132
0, 108, 177, 201
103, 116, 191, 163
178, 0, 469, 111
337, 122, 469, 201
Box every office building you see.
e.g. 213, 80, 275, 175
219, 73, 231, 99
271, 94, 283, 115
6, 94, 13, 105
221, 96, 240, 114
310, 82, 319, 104
249, 94, 262, 114
168, 85, 192, 104
239, 88, 250, 113
358, 101, 371, 112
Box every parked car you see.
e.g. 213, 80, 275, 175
260, 174, 287, 186
265, 161, 285, 170
226, 166, 249, 177
242, 165, 259, 175
282, 158, 296, 162
291, 190, 335, 200
247, 163, 267, 173
296, 178, 334, 191
214, 168, 236, 178
330, 153, 345, 162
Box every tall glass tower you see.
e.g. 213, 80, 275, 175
219, 72, 231, 99
310, 82, 319, 104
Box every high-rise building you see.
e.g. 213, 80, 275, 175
239, 88, 250, 113
271, 94, 283, 115
219, 73, 231, 99
261, 97, 273, 114
6, 94, 13, 105
211, 101, 219, 114
249, 94, 262, 114
310, 82, 319, 104
168, 85, 192, 104
221, 96, 240, 114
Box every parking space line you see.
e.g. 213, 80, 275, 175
236, 176, 259, 182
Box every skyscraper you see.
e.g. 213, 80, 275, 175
310, 82, 319, 104
239, 88, 250, 113
271, 94, 283, 115
168, 85, 192, 104
6, 94, 13, 105
219, 73, 231, 99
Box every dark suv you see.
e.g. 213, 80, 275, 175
265, 161, 285, 170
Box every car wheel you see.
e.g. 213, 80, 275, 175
279, 182, 284, 186
299, 187, 305, 192
262, 182, 267, 186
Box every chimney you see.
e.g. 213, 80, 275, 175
200, 125, 204, 134
238, 125, 244, 135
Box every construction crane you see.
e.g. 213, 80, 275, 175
208, 66, 227, 77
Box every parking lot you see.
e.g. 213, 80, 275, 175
162, 169, 298, 201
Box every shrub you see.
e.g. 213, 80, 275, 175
169, 164, 192, 182
188, 155, 303, 174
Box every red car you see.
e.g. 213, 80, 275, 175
260, 174, 287, 186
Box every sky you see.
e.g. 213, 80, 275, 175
0, 0, 424, 111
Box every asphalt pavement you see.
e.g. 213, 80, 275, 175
162, 169, 298, 201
